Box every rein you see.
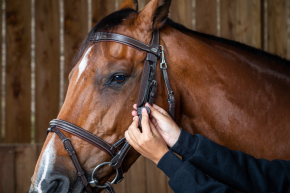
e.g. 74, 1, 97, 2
47, 29, 175, 193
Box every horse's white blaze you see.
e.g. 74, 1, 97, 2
76, 46, 93, 84
36, 134, 56, 193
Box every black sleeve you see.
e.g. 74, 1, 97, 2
157, 150, 237, 193
168, 128, 290, 193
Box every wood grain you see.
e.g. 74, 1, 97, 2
117, 0, 143, 11
236, 0, 261, 48
91, 0, 115, 28
170, 0, 193, 29
267, 0, 288, 58
220, 0, 262, 49
35, 0, 60, 143
196, 0, 217, 35
125, 156, 147, 193
0, 146, 15, 193
63, 0, 88, 101
5, 0, 31, 143
15, 145, 37, 193
220, 0, 237, 40
113, 177, 126, 193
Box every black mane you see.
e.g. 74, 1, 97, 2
73, 9, 290, 67
166, 19, 290, 67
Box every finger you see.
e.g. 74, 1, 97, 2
133, 104, 137, 110
128, 126, 140, 146
152, 103, 170, 116
125, 130, 138, 148
145, 103, 168, 120
149, 121, 160, 137
151, 118, 159, 129
141, 108, 151, 135
132, 110, 137, 117
129, 116, 142, 136
129, 116, 140, 132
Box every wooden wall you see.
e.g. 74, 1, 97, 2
0, 0, 289, 192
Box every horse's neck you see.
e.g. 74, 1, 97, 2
160, 26, 290, 160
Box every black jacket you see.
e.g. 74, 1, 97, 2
157, 129, 290, 193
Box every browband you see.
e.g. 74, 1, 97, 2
90, 31, 160, 56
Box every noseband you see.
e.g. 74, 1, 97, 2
47, 29, 175, 193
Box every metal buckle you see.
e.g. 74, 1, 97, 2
167, 91, 174, 101
89, 162, 119, 188
159, 45, 167, 69
160, 62, 167, 69
62, 138, 71, 151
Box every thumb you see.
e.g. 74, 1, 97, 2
141, 108, 151, 135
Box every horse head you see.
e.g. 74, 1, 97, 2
30, 0, 174, 192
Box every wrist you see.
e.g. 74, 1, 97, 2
154, 148, 169, 164
167, 126, 181, 147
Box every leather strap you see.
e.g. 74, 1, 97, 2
50, 127, 93, 193
110, 30, 160, 170
161, 67, 175, 119
49, 119, 116, 157
90, 31, 159, 56
49, 119, 125, 184
105, 182, 116, 193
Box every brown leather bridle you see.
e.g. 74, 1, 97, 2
47, 29, 175, 193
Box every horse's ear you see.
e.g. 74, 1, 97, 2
135, 0, 171, 32
119, 0, 138, 11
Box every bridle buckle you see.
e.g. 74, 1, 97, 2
62, 138, 71, 151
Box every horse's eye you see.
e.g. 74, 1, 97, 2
113, 75, 126, 83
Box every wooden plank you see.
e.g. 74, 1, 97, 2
35, 0, 60, 143
236, 0, 261, 48
15, 145, 38, 193
91, 0, 115, 28
125, 156, 147, 193
220, 0, 237, 40
196, 0, 217, 35
117, 0, 143, 10
63, 0, 88, 100
0, 146, 15, 193
267, 0, 288, 58
170, 0, 193, 29
145, 158, 169, 193
113, 178, 126, 193
36, 143, 43, 157
5, 0, 31, 143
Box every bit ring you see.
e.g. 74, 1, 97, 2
89, 162, 119, 188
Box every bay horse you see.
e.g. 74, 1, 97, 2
30, 0, 290, 192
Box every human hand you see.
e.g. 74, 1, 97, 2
125, 108, 169, 164
132, 103, 181, 147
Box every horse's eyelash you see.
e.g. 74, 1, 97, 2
104, 74, 127, 85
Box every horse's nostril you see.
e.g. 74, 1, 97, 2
29, 174, 70, 193
46, 181, 58, 192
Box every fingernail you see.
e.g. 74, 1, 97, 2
133, 116, 136, 120
145, 103, 150, 107
142, 108, 147, 113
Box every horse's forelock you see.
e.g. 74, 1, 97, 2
71, 8, 138, 68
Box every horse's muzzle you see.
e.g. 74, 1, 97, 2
29, 173, 70, 193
